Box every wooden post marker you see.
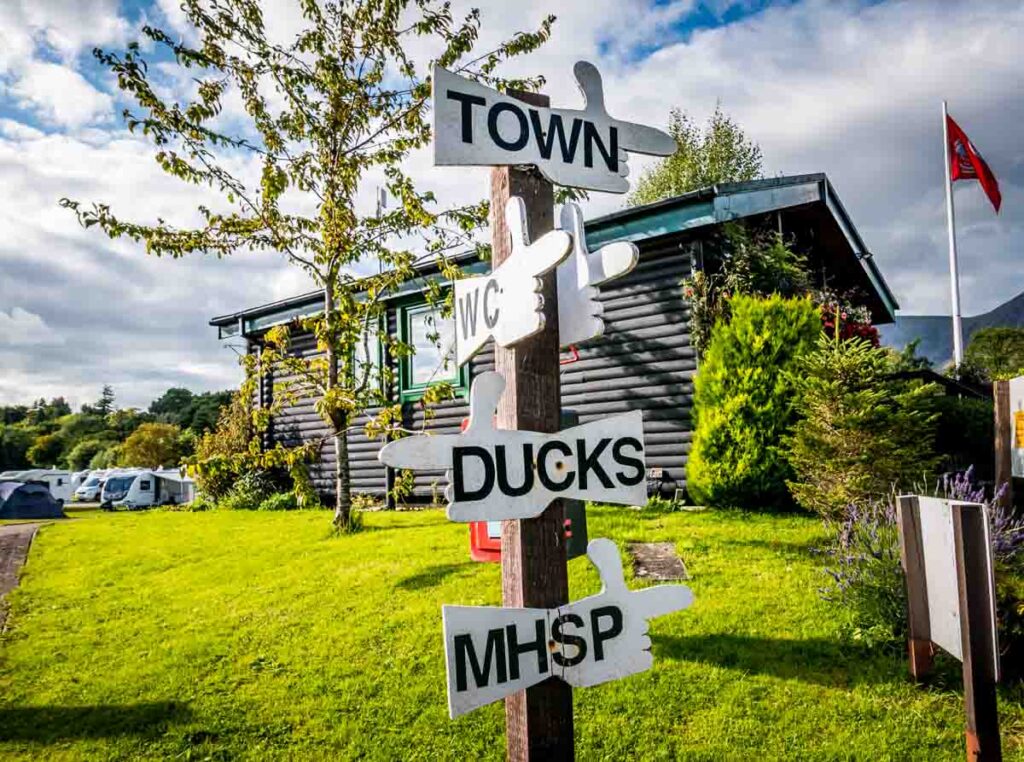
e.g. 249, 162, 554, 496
897, 496, 1002, 761
490, 88, 574, 761
993, 379, 1013, 510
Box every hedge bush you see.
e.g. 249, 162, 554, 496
686, 294, 820, 509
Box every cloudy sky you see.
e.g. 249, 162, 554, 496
0, 0, 1021, 409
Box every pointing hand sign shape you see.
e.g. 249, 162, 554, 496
442, 538, 693, 717
378, 371, 647, 522
433, 61, 676, 194
556, 539, 693, 688
557, 202, 639, 347
453, 197, 571, 366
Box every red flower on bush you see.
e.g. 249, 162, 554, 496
820, 305, 879, 346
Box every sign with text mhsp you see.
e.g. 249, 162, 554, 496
433, 62, 676, 194
443, 539, 693, 718
378, 371, 646, 522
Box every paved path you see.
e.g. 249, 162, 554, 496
0, 523, 40, 631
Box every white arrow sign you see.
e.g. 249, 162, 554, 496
557, 202, 639, 347
453, 197, 572, 367
378, 371, 646, 522
433, 62, 676, 194
443, 538, 693, 718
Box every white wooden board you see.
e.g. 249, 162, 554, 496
453, 197, 571, 366
433, 63, 676, 194
917, 496, 963, 660
442, 538, 693, 718
556, 202, 639, 347
1010, 375, 1024, 478
378, 371, 647, 521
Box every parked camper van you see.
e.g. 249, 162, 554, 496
101, 469, 195, 510
5, 469, 72, 505
74, 470, 108, 502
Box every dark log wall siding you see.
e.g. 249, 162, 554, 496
258, 237, 696, 501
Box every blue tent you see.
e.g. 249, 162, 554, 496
0, 482, 66, 520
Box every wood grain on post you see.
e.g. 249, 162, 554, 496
896, 495, 934, 681
952, 503, 1002, 762
492, 89, 574, 761
993, 380, 1013, 510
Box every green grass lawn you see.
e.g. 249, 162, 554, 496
1, 506, 1021, 760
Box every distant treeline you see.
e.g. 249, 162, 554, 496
0, 385, 233, 471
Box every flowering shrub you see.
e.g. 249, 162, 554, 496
820, 303, 879, 347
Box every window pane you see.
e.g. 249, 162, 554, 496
409, 307, 456, 387
354, 321, 380, 384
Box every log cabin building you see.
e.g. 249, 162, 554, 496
210, 174, 898, 503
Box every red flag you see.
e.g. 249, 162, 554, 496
946, 114, 1002, 212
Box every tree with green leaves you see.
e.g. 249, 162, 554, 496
120, 422, 186, 469
964, 327, 1024, 381
628, 105, 762, 207
62, 0, 554, 530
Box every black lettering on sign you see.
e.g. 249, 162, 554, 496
583, 122, 619, 172
454, 628, 507, 692
453, 446, 495, 502
506, 618, 548, 680
590, 605, 624, 662
483, 279, 499, 329
487, 102, 529, 152
458, 288, 479, 340
447, 90, 485, 144
495, 444, 534, 497
612, 436, 645, 486
537, 440, 573, 492
551, 612, 588, 667
577, 437, 614, 490
529, 110, 583, 163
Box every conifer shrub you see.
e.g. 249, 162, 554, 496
686, 294, 820, 509
785, 333, 941, 518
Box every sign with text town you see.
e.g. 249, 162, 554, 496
443, 538, 693, 717
433, 62, 676, 194
378, 372, 646, 522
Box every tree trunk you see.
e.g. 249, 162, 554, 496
324, 283, 352, 530
332, 431, 352, 529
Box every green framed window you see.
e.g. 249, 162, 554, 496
398, 301, 467, 400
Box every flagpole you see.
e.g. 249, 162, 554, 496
942, 100, 965, 369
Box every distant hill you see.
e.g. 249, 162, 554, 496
879, 290, 1024, 367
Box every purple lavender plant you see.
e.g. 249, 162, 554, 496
938, 465, 1024, 564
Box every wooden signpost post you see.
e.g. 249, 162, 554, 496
897, 496, 1002, 761
390, 61, 679, 760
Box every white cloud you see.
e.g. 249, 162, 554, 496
0, 0, 1023, 404
7, 61, 114, 128
0, 307, 65, 347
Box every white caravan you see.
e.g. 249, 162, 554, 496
101, 469, 195, 509
4, 469, 72, 505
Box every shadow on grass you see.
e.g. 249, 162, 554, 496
0, 702, 191, 741
653, 632, 898, 687
395, 562, 475, 591
723, 538, 822, 561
